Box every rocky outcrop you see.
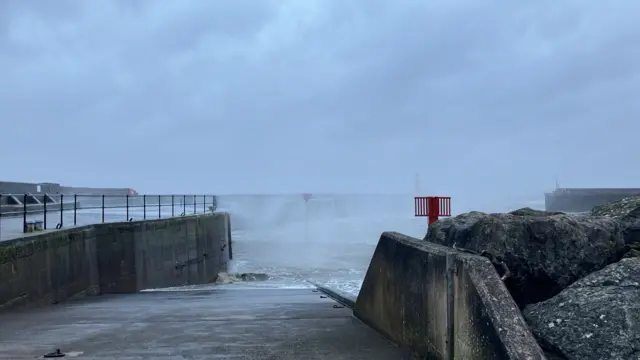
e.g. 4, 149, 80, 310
425, 208, 626, 307
592, 196, 640, 257
523, 258, 640, 360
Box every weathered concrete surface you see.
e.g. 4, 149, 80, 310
0, 288, 411, 359
0, 213, 231, 310
354, 231, 546, 360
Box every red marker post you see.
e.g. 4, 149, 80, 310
415, 196, 451, 225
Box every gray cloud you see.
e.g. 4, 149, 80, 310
1, 0, 639, 211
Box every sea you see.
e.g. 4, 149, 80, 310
149, 193, 545, 297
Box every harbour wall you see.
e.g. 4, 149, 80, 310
0, 213, 231, 310
544, 188, 640, 212
354, 232, 546, 360
0, 180, 134, 197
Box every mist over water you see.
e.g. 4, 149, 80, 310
216, 194, 426, 296
147, 192, 546, 297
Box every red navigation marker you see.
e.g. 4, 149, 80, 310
303, 193, 312, 202
414, 196, 451, 225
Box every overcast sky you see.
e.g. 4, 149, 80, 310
1, 1, 639, 210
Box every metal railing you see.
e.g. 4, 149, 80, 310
0, 194, 217, 240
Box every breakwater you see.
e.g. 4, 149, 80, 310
545, 187, 640, 212
0, 213, 231, 309
354, 231, 546, 359
0, 180, 135, 197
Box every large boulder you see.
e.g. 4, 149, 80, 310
425, 208, 626, 307
592, 196, 640, 255
523, 257, 640, 360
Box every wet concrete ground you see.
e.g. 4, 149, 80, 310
0, 288, 411, 359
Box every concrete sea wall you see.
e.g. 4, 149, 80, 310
0, 181, 61, 194
354, 232, 546, 360
0, 213, 231, 310
545, 188, 640, 212
0, 180, 133, 197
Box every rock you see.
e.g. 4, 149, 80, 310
523, 258, 640, 360
239, 273, 269, 281
592, 196, 640, 254
591, 196, 640, 218
510, 207, 564, 216
623, 245, 640, 258
542, 351, 569, 360
425, 209, 626, 307
214, 272, 270, 284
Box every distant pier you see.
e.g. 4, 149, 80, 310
0, 180, 135, 196
544, 188, 640, 212
0, 180, 136, 216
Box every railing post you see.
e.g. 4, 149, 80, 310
158, 195, 161, 219
171, 195, 175, 217
43, 193, 47, 230
23, 193, 27, 233
126, 195, 130, 221
59, 194, 64, 228
203, 195, 206, 213
428, 197, 440, 225
74, 194, 77, 225
183, 195, 186, 215
101, 194, 105, 223
143, 194, 146, 220
193, 195, 196, 214
0, 194, 3, 239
